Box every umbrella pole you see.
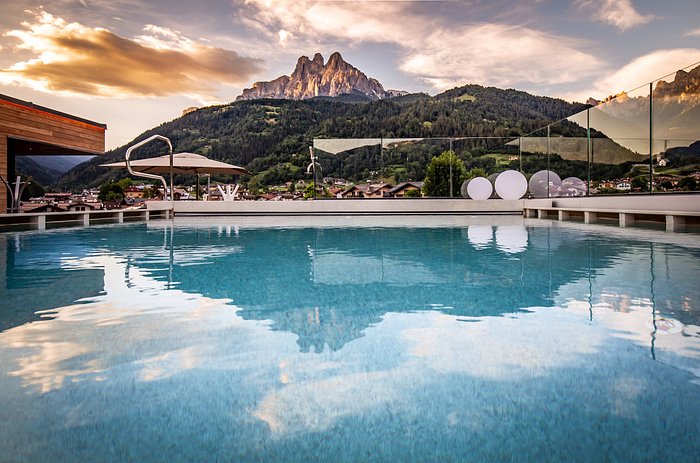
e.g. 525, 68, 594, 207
196, 173, 200, 200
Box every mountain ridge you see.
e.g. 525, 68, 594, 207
236, 52, 390, 101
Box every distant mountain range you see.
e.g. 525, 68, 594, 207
237, 52, 399, 101
16, 155, 94, 186
582, 64, 700, 155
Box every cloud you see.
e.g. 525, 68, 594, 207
686, 28, 700, 37
399, 23, 602, 90
239, 0, 602, 91
558, 48, 700, 102
597, 49, 700, 94
0, 10, 263, 102
277, 29, 293, 47
576, 0, 654, 31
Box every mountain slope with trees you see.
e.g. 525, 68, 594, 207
55, 85, 587, 191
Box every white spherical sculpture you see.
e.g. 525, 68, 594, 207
466, 177, 493, 200
561, 177, 586, 197
487, 173, 500, 199
460, 180, 470, 198
528, 170, 562, 198
494, 170, 528, 200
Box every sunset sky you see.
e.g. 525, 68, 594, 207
1, 0, 699, 149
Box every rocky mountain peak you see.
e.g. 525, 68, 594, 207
653, 65, 700, 99
588, 64, 700, 105
236, 52, 391, 101
326, 52, 343, 66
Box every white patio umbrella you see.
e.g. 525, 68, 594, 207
101, 152, 251, 176
101, 152, 251, 199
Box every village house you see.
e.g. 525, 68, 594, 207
364, 183, 393, 198
389, 181, 424, 197
323, 177, 350, 186
123, 186, 144, 199
340, 184, 369, 198
66, 201, 99, 212
20, 203, 67, 213
102, 198, 129, 210
44, 192, 72, 202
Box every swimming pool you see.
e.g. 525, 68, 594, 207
1, 216, 699, 462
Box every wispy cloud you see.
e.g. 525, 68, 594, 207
239, 0, 602, 91
686, 28, 700, 37
399, 23, 601, 90
558, 48, 700, 102
597, 49, 700, 93
576, 0, 654, 31
0, 10, 262, 102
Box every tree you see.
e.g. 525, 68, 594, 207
423, 151, 466, 197
465, 167, 487, 180
20, 178, 45, 201
98, 182, 124, 201
631, 176, 649, 191
657, 180, 674, 191
304, 182, 316, 199
678, 176, 698, 191
404, 189, 421, 198
117, 178, 133, 190
248, 178, 261, 195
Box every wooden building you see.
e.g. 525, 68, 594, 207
0, 94, 106, 212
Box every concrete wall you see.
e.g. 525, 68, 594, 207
161, 198, 526, 215
549, 194, 700, 212
144, 195, 699, 216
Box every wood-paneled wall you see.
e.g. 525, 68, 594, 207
0, 97, 105, 212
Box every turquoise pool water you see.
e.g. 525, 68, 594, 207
1, 217, 699, 462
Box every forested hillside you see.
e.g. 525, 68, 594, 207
55, 85, 586, 190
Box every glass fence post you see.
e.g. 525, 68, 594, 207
518, 137, 522, 173
649, 82, 653, 195
587, 107, 591, 196
449, 138, 453, 198
546, 125, 551, 198
380, 138, 383, 183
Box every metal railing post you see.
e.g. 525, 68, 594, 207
125, 135, 173, 208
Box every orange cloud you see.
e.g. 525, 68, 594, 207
0, 11, 263, 101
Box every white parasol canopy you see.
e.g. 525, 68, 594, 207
101, 152, 251, 176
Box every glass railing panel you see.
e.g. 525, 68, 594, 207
452, 137, 521, 199
424, 138, 460, 198
453, 137, 520, 176
589, 84, 650, 194
312, 140, 381, 198
548, 117, 589, 196
520, 127, 550, 197
382, 138, 447, 196
652, 61, 700, 193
